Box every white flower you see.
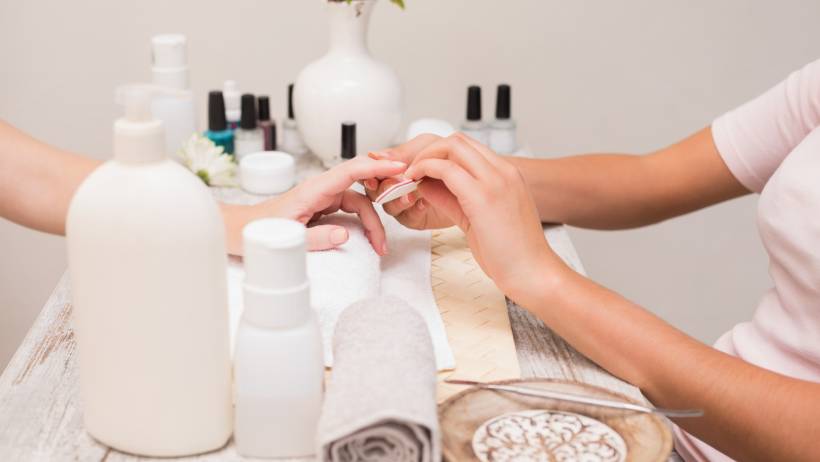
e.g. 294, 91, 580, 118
179, 134, 237, 187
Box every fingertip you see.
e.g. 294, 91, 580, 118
330, 227, 348, 245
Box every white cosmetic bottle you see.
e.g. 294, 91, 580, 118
150, 34, 197, 161
66, 84, 233, 457
234, 218, 324, 459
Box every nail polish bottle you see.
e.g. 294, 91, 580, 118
460, 85, 489, 146
204, 91, 234, 154
341, 122, 356, 161
234, 94, 265, 161
223, 80, 241, 131
257, 96, 277, 151
281, 83, 309, 157
489, 84, 518, 155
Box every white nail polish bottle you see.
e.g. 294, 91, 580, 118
281, 83, 310, 157
489, 84, 518, 154
233, 94, 265, 161
234, 218, 324, 459
460, 85, 489, 146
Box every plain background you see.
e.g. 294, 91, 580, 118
1, 0, 817, 371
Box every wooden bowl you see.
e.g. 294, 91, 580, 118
438, 378, 673, 462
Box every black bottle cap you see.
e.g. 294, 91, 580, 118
208, 91, 228, 131
341, 122, 356, 159
466, 85, 482, 121
496, 84, 511, 119
288, 83, 295, 120
257, 95, 271, 121
240, 93, 257, 129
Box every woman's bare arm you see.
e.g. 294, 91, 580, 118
509, 127, 750, 228
0, 121, 100, 234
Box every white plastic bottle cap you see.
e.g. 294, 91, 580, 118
239, 151, 295, 195
242, 218, 309, 327
243, 218, 306, 289
151, 34, 188, 90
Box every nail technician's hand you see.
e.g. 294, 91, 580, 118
364, 134, 456, 230
268, 156, 408, 255
405, 133, 565, 296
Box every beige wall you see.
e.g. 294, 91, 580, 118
2, 0, 818, 370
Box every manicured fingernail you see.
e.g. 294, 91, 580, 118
391, 161, 407, 168
369, 151, 391, 160
330, 228, 348, 245
381, 242, 389, 255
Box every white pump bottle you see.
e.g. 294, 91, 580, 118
66, 84, 233, 457
233, 218, 324, 458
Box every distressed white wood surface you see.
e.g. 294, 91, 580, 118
512, 226, 643, 398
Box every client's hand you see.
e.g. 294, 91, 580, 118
223, 156, 407, 256
403, 133, 566, 297
364, 134, 455, 230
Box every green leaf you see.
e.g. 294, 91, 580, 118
196, 170, 211, 186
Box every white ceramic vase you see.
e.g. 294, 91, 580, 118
294, 0, 403, 167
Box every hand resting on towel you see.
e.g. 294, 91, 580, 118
222, 156, 409, 256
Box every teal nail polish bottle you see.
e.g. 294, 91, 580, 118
204, 91, 234, 154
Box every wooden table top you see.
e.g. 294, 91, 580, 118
0, 155, 652, 461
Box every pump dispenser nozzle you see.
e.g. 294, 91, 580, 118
114, 84, 186, 164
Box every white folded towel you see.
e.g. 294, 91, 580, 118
307, 214, 380, 366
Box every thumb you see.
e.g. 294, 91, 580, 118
418, 180, 469, 230
306, 225, 349, 251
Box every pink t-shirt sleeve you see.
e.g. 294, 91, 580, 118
712, 58, 820, 193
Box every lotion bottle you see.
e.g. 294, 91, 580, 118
460, 85, 489, 146
234, 93, 265, 161
234, 218, 324, 459
489, 84, 518, 154
150, 34, 197, 161
66, 84, 233, 457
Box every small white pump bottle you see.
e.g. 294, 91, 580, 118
234, 218, 324, 459
150, 34, 197, 161
66, 84, 233, 457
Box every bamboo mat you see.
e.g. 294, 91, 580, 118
431, 227, 521, 403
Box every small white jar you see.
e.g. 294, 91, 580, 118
239, 151, 295, 195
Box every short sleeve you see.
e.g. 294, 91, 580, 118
711, 59, 820, 193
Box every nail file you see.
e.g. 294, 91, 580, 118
374, 179, 422, 205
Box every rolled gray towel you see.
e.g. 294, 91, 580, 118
318, 296, 440, 462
